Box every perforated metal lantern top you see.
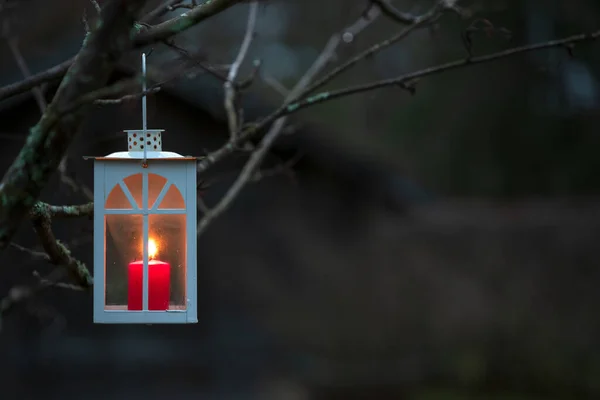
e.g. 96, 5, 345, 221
127, 129, 162, 151
102, 129, 188, 160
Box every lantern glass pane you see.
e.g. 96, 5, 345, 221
123, 173, 143, 209
149, 213, 187, 310
148, 173, 168, 209
158, 184, 185, 209
105, 184, 133, 209
105, 214, 143, 310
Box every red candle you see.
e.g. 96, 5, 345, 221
127, 239, 170, 310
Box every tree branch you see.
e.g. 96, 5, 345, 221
224, 0, 258, 139
196, 27, 600, 177
0, 0, 242, 103
140, 0, 182, 23
133, 0, 240, 47
9, 242, 50, 261
30, 202, 93, 287
303, 0, 456, 98
0, 268, 65, 331
45, 202, 94, 218
0, 57, 72, 104
197, 115, 283, 235
371, 0, 421, 24
195, 0, 445, 174
196, 2, 380, 234
0, 0, 148, 250
282, 29, 600, 115
0, 199, 93, 329
6, 37, 47, 114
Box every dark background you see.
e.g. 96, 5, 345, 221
0, 0, 600, 399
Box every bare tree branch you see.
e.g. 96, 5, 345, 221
6, 37, 47, 113
224, 0, 258, 139
194, 0, 449, 174
252, 151, 302, 182
162, 39, 230, 83
197, 114, 285, 235
303, 0, 458, 98
196, 26, 600, 180
0, 0, 243, 103
141, 0, 182, 23
371, 0, 419, 24
0, 0, 148, 250
0, 57, 73, 101
133, 0, 241, 47
0, 268, 66, 331
197, 2, 380, 235
282, 29, 600, 115
44, 202, 94, 218
9, 242, 50, 261
29, 202, 93, 287
90, 0, 101, 14
94, 86, 161, 105
33, 271, 86, 291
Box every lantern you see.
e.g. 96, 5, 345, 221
90, 54, 197, 324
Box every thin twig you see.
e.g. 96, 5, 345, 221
262, 73, 290, 97
6, 37, 46, 114
0, 57, 73, 101
90, 0, 101, 14
371, 0, 420, 24
282, 29, 600, 115
303, 0, 453, 98
162, 39, 229, 83
197, 116, 282, 235
141, 0, 181, 23
197, 3, 380, 235
252, 151, 303, 182
9, 242, 50, 261
94, 86, 161, 104
0, 268, 67, 331
224, 0, 258, 139
33, 271, 86, 291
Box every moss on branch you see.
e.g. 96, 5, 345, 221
30, 202, 93, 287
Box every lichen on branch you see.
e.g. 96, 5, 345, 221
29, 202, 93, 287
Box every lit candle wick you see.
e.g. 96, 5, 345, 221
148, 238, 158, 260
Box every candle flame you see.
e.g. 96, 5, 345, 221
148, 238, 158, 259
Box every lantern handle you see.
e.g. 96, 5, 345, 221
142, 52, 148, 166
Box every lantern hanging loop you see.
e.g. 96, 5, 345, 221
141, 52, 148, 167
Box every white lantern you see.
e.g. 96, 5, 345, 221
91, 54, 197, 324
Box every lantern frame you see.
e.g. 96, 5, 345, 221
92, 150, 197, 324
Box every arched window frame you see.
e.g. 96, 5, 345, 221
93, 159, 197, 324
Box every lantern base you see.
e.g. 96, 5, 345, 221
104, 305, 186, 311
94, 307, 196, 324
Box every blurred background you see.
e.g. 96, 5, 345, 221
0, 0, 600, 399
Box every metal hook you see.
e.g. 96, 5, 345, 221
142, 52, 148, 167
